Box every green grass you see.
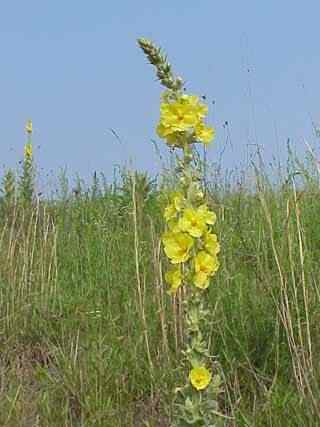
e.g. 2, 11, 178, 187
1, 159, 320, 426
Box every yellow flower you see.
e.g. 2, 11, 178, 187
165, 267, 183, 294
189, 366, 212, 391
203, 231, 220, 256
157, 95, 209, 141
24, 142, 33, 159
195, 251, 219, 275
193, 271, 210, 289
195, 122, 215, 145
160, 101, 198, 133
25, 119, 33, 135
198, 204, 216, 225
178, 207, 207, 238
164, 192, 184, 222
181, 95, 208, 120
162, 231, 194, 264
193, 251, 219, 289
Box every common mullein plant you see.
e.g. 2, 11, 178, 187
138, 38, 225, 426
19, 119, 35, 205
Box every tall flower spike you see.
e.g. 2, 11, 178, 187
138, 38, 224, 427
137, 38, 183, 91
19, 119, 35, 205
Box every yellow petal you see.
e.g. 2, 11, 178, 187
189, 366, 212, 390
193, 271, 210, 289
165, 267, 183, 294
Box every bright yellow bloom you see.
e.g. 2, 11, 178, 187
181, 95, 208, 120
178, 207, 207, 238
198, 204, 216, 225
159, 101, 198, 134
162, 231, 194, 264
189, 366, 212, 391
164, 192, 184, 222
203, 231, 220, 256
195, 251, 219, 275
24, 142, 33, 159
193, 271, 210, 289
193, 251, 219, 289
157, 95, 209, 142
195, 122, 215, 145
165, 267, 183, 294
25, 119, 33, 135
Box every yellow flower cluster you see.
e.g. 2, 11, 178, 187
157, 94, 215, 147
162, 191, 220, 294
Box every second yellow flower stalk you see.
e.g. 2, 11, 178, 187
19, 119, 35, 205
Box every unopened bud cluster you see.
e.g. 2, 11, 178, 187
138, 38, 183, 91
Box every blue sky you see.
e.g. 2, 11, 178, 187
1, 1, 320, 186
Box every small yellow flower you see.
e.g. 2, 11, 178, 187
162, 231, 194, 264
159, 100, 198, 134
178, 207, 207, 238
157, 95, 209, 142
193, 271, 210, 289
193, 251, 219, 289
195, 122, 215, 145
181, 95, 208, 120
25, 119, 33, 135
198, 204, 216, 225
164, 192, 184, 222
189, 366, 212, 391
165, 267, 183, 294
24, 142, 33, 159
203, 231, 220, 256
195, 251, 219, 275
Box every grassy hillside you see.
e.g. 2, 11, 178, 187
0, 158, 320, 426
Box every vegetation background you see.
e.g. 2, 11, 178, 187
1, 2, 320, 426
1, 147, 320, 426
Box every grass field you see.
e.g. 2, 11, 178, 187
1, 151, 320, 426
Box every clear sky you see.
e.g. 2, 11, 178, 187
1, 1, 320, 186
